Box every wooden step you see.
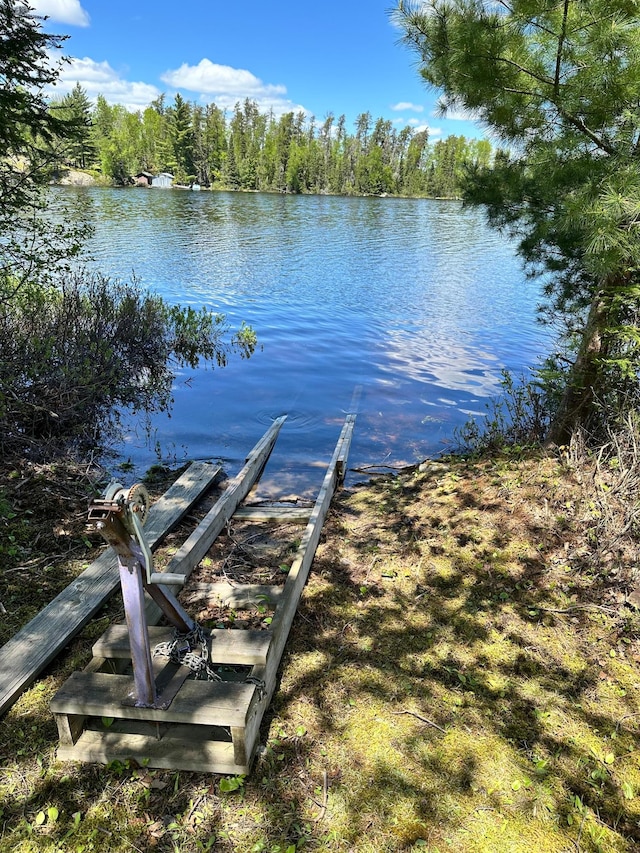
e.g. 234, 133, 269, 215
232, 506, 312, 523
51, 671, 254, 727
55, 727, 247, 774
93, 625, 272, 666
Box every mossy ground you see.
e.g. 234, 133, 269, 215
0, 451, 639, 852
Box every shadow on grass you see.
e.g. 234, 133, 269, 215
1, 452, 640, 852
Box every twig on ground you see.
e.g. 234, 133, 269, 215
185, 793, 206, 826
394, 709, 447, 734
537, 604, 617, 615
314, 769, 329, 822
616, 712, 640, 733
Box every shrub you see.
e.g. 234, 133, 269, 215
0, 270, 256, 460
455, 370, 550, 456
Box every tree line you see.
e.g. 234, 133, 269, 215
50, 85, 492, 198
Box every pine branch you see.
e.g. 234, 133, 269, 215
554, 0, 571, 97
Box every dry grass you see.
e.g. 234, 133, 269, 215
0, 447, 640, 852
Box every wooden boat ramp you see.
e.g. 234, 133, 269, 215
50, 414, 356, 774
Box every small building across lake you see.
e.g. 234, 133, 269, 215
134, 171, 154, 187
151, 172, 174, 188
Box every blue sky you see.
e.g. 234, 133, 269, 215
32, 0, 484, 141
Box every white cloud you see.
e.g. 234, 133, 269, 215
393, 116, 441, 137
160, 58, 308, 117
391, 101, 424, 113
48, 56, 161, 111
45, 54, 309, 118
162, 59, 285, 98
31, 0, 90, 26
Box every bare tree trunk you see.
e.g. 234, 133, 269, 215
547, 280, 614, 445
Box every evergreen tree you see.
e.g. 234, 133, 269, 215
394, 125, 415, 192
274, 112, 295, 192
203, 103, 227, 185
258, 111, 279, 189
223, 141, 240, 189
396, 0, 640, 441
166, 93, 194, 183
0, 0, 70, 211
330, 115, 348, 194
318, 114, 334, 192
49, 83, 95, 169
0, 0, 87, 294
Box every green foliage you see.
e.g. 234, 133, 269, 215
456, 371, 550, 456
395, 0, 640, 441
219, 774, 245, 794
0, 1, 91, 295
0, 1, 71, 208
0, 270, 255, 459
84, 92, 490, 196
48, 82, 96, 169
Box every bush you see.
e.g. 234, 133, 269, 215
455, 370, 550, 456
0, 270, 256, 460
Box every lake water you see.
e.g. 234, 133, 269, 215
55, 187, 549, 498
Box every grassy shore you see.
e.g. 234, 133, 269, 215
0, 448, 639, 852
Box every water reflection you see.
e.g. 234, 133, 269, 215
51, 187, 550, 494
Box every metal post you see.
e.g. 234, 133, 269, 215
89, 491, 204, 709
118, 552, 157, 708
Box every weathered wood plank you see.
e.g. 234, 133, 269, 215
142, 463, 222, 544
270, 414, 356, 651
93, 625, 272, 666
56, 728, 246, 774
50, 671, 254, 727
54, 712, 85, 746
0, 461, 221, 717
241, 415, 357, 765
232, 506, 311, 523
151, 417, 287, 590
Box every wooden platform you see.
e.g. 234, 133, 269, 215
51, 414, 356, 774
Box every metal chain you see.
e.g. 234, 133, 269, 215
244, 674, 267, 700
153, 624, 221, 681
154, 626, 270, 693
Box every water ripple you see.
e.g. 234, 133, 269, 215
51, 187, 551, 490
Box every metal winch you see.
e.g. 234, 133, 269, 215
88, 481, 183, 586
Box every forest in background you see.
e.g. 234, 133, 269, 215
50, 85, 493, 198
